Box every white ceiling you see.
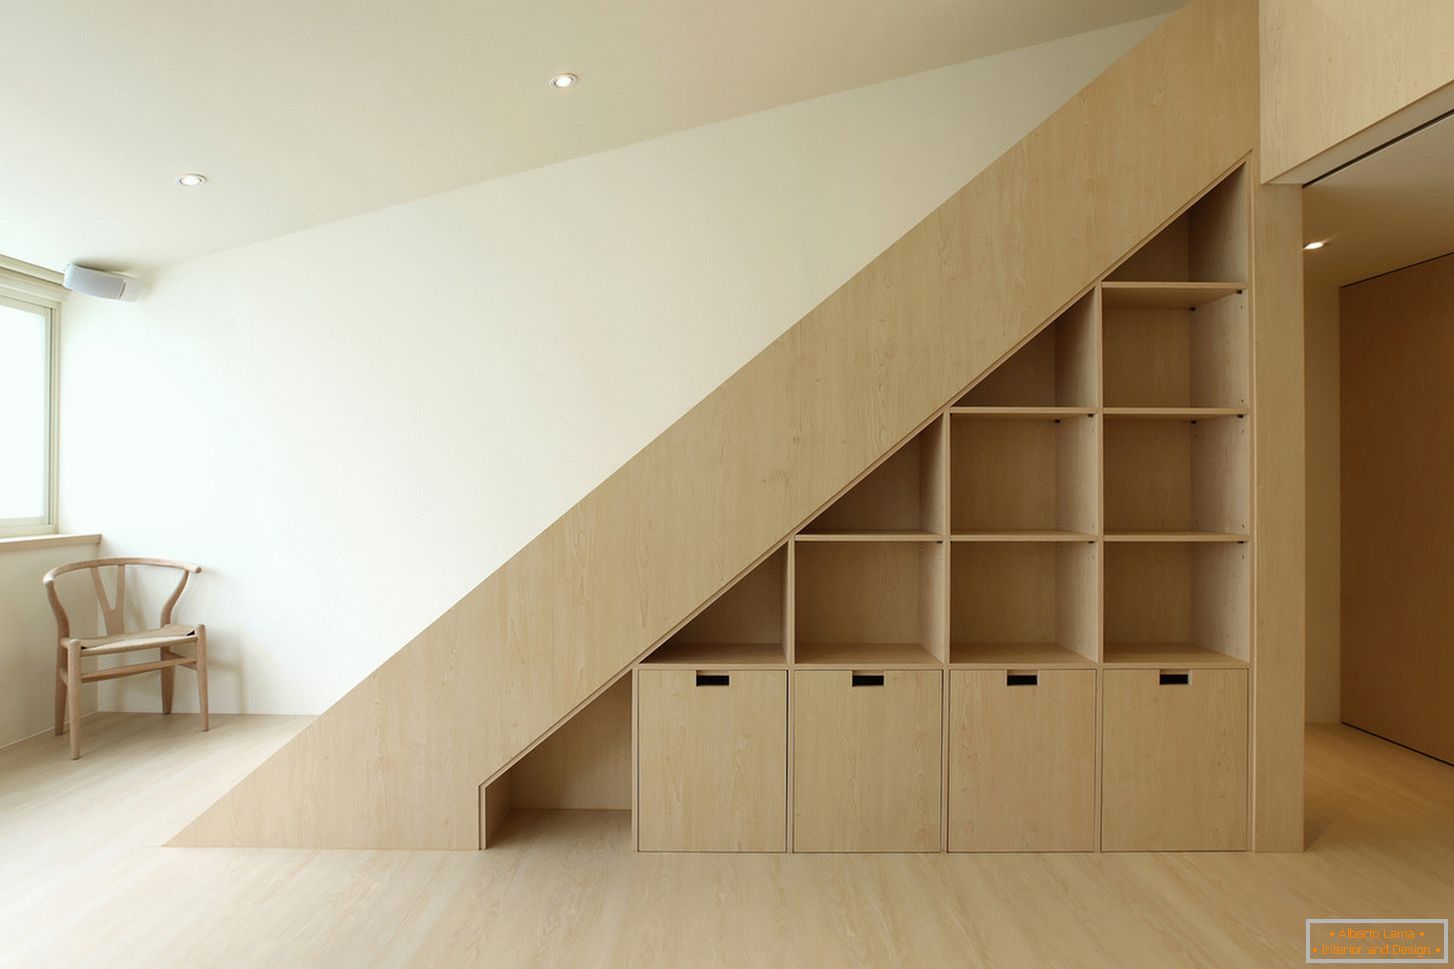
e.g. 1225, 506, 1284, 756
0, 0, 1178, 274
1303, 114, 1454, 289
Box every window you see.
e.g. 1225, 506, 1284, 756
0, 291, 57, 535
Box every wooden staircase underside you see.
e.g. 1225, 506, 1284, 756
173, 0, 1296, 850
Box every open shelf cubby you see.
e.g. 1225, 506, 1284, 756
950, 412, 1097, 538
801, 420, 945, 538
955, 291, 1098, 409
1104, 414, 1248, 539
949, 541, 1097, 667
643, 546, 788, 667
1106, 166, 1247, 284
794, 540, 944, 666
1102, 166, 1248, 410
1103, 542, 1248, 668
1102, 286, 1248, 409
482, 676, 632, 848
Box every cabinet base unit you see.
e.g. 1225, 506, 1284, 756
1100, 668, 1248, 851
637, 669, 787, 852
792, 669, 942, 852
948, 669, 1096, 852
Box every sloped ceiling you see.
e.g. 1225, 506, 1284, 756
1, 0, 1178, 272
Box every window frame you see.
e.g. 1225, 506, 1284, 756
0, 284, 61, 537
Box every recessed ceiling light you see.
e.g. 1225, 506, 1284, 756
1303, 240, 1326, 251
177, 173, 208, 187
549, 73, 578, 89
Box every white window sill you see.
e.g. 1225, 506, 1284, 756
0, 533, 102, 553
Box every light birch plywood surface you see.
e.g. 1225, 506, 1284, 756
0, 714, 1448, 968
174, 0, 1287, 850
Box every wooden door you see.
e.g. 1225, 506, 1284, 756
948, 669, 1096, 851
1101, 668, 1247, 851
792, 669, 941, 852
637, 669, 787, 851
1342, 254, 1454, 763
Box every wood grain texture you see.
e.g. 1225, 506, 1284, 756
0, 716, 1442, 968
1260, 0, 1454, 181
793, 670, 942, 852
1101, 668, 1248, 851
948, 670, 1096, 851
637, 670, 787, 852
509, 677, 632, 810
1340, 253, 1454, 766
1249, 178, 1305, 850
173, 0, 1265, 849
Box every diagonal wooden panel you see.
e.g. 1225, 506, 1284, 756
173, 0, 1261, 849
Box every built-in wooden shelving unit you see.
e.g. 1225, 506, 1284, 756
623, 164, 1254, 855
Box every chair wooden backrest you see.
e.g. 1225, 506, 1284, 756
42, 557, 202, 641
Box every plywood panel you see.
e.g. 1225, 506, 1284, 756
637, 670, 786, 852
669, 548, 786, 647
793, 670, 942, 851
950, 417, 1096, 533
174, 0, 1265, 849
1250, 178, 1304, 850
1101, 668, 1248, 851
948, 670, 1096, 851
509, 677, 632, 810
1341, 252, 1454, 765
1261, 0, 1454, 181
806, 421, 946, 535
795, 541, 921, 646
950, 542, 1098, 661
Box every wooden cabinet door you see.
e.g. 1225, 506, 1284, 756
1101, 668, 1248, 851
792, 670, 942, 852
637, 669, 786, 851
949, 669, 1096, 851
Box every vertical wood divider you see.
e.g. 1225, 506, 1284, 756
784, 539, 796, 851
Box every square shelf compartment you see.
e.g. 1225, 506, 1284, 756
1104, 415, 1248, 537
1103, 542, 1249, 667
950, 413, 1097, 537
949, 542, 1098, 666
794, 541, 944, 666
956, 292, 1097, 409
1102, 289, 1249, 409
1106, 166, 1247, 284
802, 420, 945, 538
645, 547, 787, 667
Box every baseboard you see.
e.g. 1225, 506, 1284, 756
0, 710, 103, 753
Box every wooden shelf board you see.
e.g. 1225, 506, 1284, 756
1101, 281, 1245, 310
947, 406, 1096, 420
949, 643, 1095, 668
951, 530, 1096, 543
1104, 530, 1248, 543
795, 530, 942, 543
1103, 407, 1248, 421
793, 642, 941, 668
1102, 642, 1248, 669
641, 641, 787, 668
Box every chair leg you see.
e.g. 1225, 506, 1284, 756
195, 624, 209, 732
54, 643, 67, 736
160, 649, 175, 715
66, 644, 82, 760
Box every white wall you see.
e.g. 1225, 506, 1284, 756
58, 18, 1160, 715
0, 540, 100, 747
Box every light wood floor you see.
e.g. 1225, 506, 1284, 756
1, 714, 1450, 968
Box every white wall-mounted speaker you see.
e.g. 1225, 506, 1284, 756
63, 264, 141, 301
